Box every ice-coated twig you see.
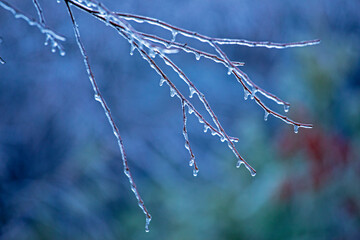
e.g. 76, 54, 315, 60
157, 53, 255, 172
212, 38, 321, 49
181, 100, 199, 177
32, 0, 45, 25
115, 12, 319, 110
211, 43, 313, 132
137, 32, 245, 66
0, 0, 65, 55
64, 1, 152, 232
115, 12, 320, 49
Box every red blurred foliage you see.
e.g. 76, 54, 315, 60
277, 125, 352, 199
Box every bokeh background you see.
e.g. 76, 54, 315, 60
1, 0, 359, 239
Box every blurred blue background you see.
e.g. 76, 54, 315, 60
0, 0, 359, 239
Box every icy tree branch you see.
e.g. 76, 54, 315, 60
0, 0, 319, 232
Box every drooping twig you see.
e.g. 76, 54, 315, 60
64, 1, 151, 232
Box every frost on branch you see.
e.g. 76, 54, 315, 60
0, 0, 319, 232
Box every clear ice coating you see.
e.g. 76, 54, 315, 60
294, 125, 299, 134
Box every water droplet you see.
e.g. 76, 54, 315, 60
193, 168, 199, 177
294, 125, 299, 134
227, 67, 233, 75
244, 89, 250, 100
264, 112, 269, 121
284, 105, 290, 113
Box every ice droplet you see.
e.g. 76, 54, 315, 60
244, 89, 250, 100
284, 105, 290, 113
171, 30, 178, 42
44, 35, 50, 46
203, 125, 209, 133
189, 158, 194, 167
159, 78, 166, 86
130, 43, 135, 56
250, 89, 257, 100
246, 165, 256, 177
264, 111, 269, 121
195, 53, 200, 61
149, 48, 156, 58
227, 67, 233, 75
94, 94, 101, 102
189, 87, 196, 98
193, 168, 199, 177
188, 107, 194, 115
145, 216, 151, 233
236, 160, 243, 168
59, 49, 66, 56
294, 125, 299, 134
170, 87, 176, 97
